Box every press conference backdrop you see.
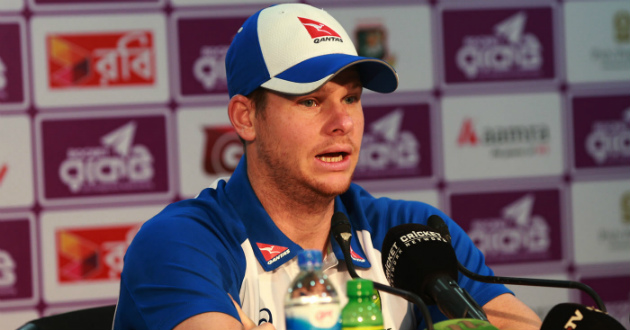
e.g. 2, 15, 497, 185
0, 0, 629, 328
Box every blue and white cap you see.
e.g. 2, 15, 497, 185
226, 3, 399, 98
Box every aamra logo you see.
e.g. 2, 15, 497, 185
467, 194, 551, 261
457, 117, 550, 158
59, 121, 155, 194
203, 126, 243, 175
0, 163, 8, 186
298, 17, 342, 43
56, 224, 140, 283
256, 243, 290, 265
357, 109, 420, 174
47, 30, 155, 88
456, 12, 543, 80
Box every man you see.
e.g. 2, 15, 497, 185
113, 4, 542, 330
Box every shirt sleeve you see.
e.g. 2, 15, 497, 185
113, 198, 246, 330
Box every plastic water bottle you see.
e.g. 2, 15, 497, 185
285, 249, 341, 330
341, 278, 383, 330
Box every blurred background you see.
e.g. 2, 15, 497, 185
0, 0, 629, 328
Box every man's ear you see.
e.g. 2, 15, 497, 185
228, 94, 256, 142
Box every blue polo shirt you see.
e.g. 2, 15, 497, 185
113, 157, 510, 330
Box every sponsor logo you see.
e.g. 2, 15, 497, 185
456, 12, 543, 80
614, 10, 629, 44
622, 191, 630, 223
56, 224, 140, 282
256, 243, 290, 265
467, 194, 551, 260
0, 163, 7, 186
399, 230, 447, 246
356, 24, 396, 67
0, 56, 6, 99
357, 109, 421, 175
584, 108, 630, 165
564, 309, 583, 330
58, 121, 155, 194
47, 30, 155, 88
0, 22, 25, 105
194, 45, 228, 91
203, 126, 242, 175
457, 117, 550, 158
0, 249, 17, 289
0, 218, 33, 300
258, 308, 273, 325
349, 247, 365, 262
590, 10, 630, 71
298, 17, 342, 43
598, 190, 630, 251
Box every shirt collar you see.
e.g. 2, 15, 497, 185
225, 157, 371, 272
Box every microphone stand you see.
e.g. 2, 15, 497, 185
427, 214, 607, 312
456, 262, 607, 313
331, 212, 435, 330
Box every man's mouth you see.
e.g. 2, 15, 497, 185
316, 152, 347, 163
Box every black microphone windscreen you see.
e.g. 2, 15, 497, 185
381, 223, 458, 304
541, 303, 626, 330
427, 215, 451, 243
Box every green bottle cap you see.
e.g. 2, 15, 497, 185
346, 278, 373, 298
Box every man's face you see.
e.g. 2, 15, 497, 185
251, 69, 364, 198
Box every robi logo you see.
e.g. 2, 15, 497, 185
203, 126, 243, 175
298, 17, 341, 39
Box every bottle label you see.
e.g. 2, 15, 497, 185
285, 303, 341, 330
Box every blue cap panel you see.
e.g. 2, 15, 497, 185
226, 9, 270, 97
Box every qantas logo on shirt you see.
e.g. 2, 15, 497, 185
256, 243, 290, 265
298, 17, 342, 44
349, 247, 365, 262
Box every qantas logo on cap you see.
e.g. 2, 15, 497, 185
256, 243, 290, 265
298, 17, 342, 43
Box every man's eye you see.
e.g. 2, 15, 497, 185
344, 96, 358, 104
301, 99, 317, 107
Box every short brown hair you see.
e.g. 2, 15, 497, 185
247, 87, 268, 119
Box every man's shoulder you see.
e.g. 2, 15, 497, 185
138, 180, 243, 243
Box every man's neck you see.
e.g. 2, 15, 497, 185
247, 163, 336, 253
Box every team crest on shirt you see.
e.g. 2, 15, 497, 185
256, 243, 290, 265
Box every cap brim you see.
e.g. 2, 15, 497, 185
260, 54, 398, 95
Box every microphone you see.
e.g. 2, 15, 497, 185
329, 212, 435, 330
426, 215, 608, 312
381, 223, 488, 321
540, 303, 626, 330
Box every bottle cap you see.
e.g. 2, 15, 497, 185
297, 249, 323, 269
346, 278, 374, 297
